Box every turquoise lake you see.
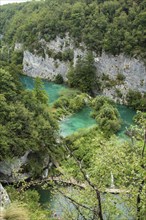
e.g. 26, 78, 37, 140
20, 75, 66, 103
20, 74, 135, 138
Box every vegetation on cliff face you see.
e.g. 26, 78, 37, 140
126, 89, 146, 111
1, 0, 146, 61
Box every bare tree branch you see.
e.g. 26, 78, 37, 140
65, 144, 104, 220
56, 187, 91, 220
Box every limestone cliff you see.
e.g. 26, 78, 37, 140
0, 151, 30, 183
95, 53, 146, 103
0, 183, 10, 208
22, 35, 146, 103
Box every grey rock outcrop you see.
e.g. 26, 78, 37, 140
0, 151, 31, 183
95, 53, 146, 103
23, 35, 85, 81
23, 35, 146, 103
0, 183, 10, 208
23, 50, 69, 81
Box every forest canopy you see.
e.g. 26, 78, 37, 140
0, 67, 62, 175
0, 0, 146, 61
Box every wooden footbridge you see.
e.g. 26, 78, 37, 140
20, 176, 129, 194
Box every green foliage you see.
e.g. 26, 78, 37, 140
115, 88, 123, 98
53, 96, 70, 110
116, 73, 126, 82
91, 96, 121, 135
1, 1, 146, 218
33, 77, 48, 104
0, 68, 21, 100
91, 95, 114, 112
69, 94, 87, 112
126, 89, 146, 111
2, 203, 29, 220
53, 88, 90, 119
11, 51, 23, 65
67, 52, 97, 93
54, 74, 64, 84
0, 67, 62, 176
1, 0, 146, 61
134, 111, 146, 127
6, 186, 50, 220
95, 103, 121, 135
62, 49, 74, 61
60, 121, 146, 219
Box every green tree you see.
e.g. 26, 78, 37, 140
0, 68, 61, 176
33, 77, 48, 104
95, 103, 121, 135
67, 52, 97, 93
56, 122, 146, 219
126, 89, 146, 111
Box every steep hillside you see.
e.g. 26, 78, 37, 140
1, 0, 146, 59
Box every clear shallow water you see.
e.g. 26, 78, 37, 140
20, 75, 96, 135
117, 104, 136, 138
20, 75, 66, 103
59, 105, 136, 138
59, 107, 96, 137
37, 187, 75, 218
20, 75, 136, 137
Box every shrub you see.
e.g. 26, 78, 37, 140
53, 97, 70, 108
62, 49, 74, 61
116, 73, 126, 82
54, 74, 64, 84
69, 94, 85, 112
128, 90, 146, 111
91, 96, 114, 112
126, 89, 144, 109
95, 103, 121, 136
101, 74, 110, 81
115, 88, 123, 98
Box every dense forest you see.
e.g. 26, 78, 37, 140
0, 0, 146, 60
0, 0, 146, 220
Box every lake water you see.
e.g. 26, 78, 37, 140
59, 107, 96, 137
20, 75, 135, 138
20, 75, 66, 103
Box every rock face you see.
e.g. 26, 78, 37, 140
23, 50, 69, 80
0, 151, 30, 183
22, 35, 146, 103
95, 53, 146, 103
0, 183, 11, 208
0, 151, 54, 183
23, 35, 85, 81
